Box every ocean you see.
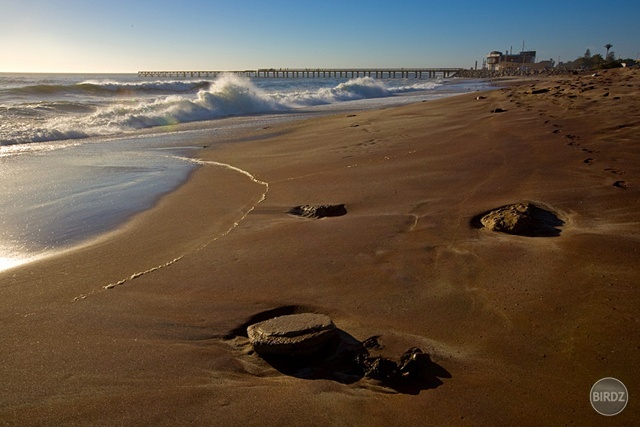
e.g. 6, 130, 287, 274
0, 72, 489, 271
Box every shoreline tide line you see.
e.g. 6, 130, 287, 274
72, 159, 269, 301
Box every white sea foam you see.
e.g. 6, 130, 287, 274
5, 79, 210, 96
0, 73, 447, 146
272, 77, 382, 106
1, 74, 287, 144
78, 79, 211, 93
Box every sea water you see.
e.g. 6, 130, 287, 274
0, 73, 489, 271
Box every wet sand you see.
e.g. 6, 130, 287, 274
1, 68, 639, 425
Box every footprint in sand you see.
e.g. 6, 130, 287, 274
357, 140, 378, 148
565, 135, 581, 146
604, 167, 625, 176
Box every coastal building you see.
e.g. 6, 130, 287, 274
486, 50, 537, 71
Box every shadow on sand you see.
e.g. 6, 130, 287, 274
259, 330, 451, 395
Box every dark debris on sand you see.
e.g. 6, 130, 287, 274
288, 204, 347, 219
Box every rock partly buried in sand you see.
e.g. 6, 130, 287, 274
289, 204, 347, 219
247, 313, 337, 356
356, 346, 436, 383
480, 203, 534, 234
477, 202, 563, 236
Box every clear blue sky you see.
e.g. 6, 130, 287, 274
1, 0, 638, 72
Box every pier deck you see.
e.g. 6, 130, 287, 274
138, 68, 462, 79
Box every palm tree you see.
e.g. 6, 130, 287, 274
605, 43, 613, 60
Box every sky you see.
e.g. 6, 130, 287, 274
1, 0, 639, 73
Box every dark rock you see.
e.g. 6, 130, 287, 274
613, 180, 628, 189
355, 345, 451, 392
362, 357, 398, 381
491, 108, 507, 113
247, 313, 337, 356
399, 347, 432, 380
244, 326, 451, 393
362, 335, 383, 350
531, 88, 550, 94
289, 204, 347, 219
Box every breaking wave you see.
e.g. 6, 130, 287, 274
4, 80, 211, 97
0, 74, 441, 146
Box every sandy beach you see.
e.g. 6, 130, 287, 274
1, 68, 639, 425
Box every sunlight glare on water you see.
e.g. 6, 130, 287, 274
0, 256, 30, 272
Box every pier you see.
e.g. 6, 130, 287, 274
137, 68, 462, 79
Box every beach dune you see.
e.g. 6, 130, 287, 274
1, 68, 639, 425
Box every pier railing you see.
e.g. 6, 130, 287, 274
137, 68, 463, 79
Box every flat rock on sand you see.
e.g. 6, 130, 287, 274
247, 313, 337, 356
